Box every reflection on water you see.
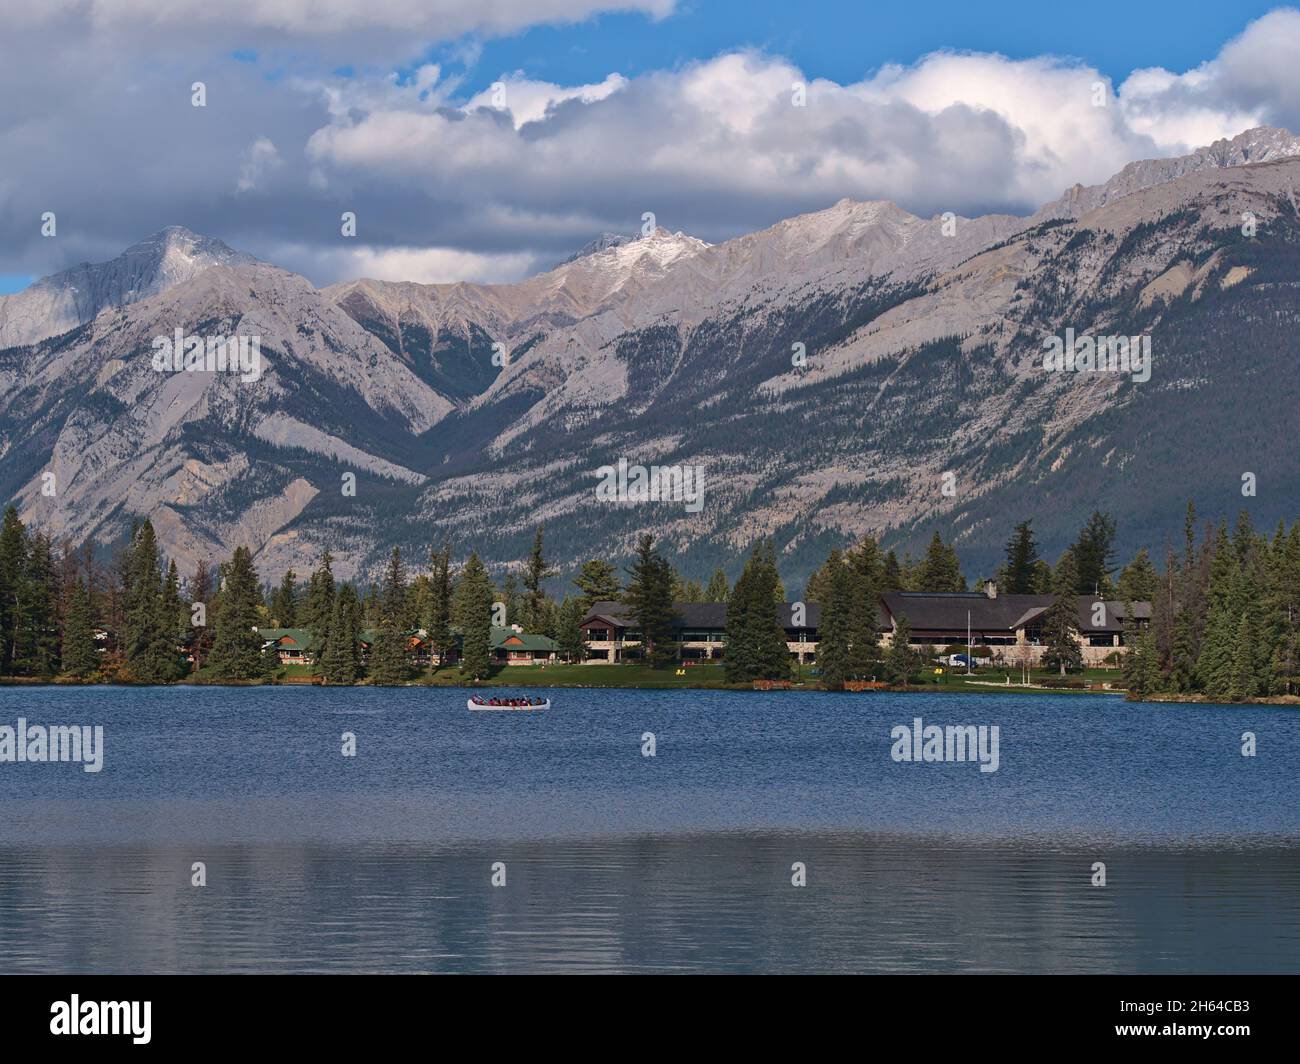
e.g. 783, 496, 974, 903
2, 836, 1298, 973
1, 686, 1298, 972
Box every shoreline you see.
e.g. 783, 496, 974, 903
9, 674, 1299, 704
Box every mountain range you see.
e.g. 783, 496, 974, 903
2, 126, 1299, 590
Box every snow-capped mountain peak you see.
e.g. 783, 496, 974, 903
0, 225, 254, 349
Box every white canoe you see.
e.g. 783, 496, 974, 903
468, 699, 549, 711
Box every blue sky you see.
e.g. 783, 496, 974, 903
427, 0, 1284, 97
2, 1, 1297, 291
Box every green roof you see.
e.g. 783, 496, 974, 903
491, 626, 558, 651
256, 628, 315, 651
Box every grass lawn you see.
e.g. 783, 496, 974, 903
420, 662, 737, 689
920, 665, 1124, 693
184, 660, 1124, 694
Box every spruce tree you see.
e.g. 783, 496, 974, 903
1230, 609, 1263, 701
320, 584, 362, 683
1262, 522, 1300, 695
723, 545, 792, 683
501, 572, 521, 626
271, 569, 299, 627
704, 567, 729, 603
816, 561, 853, 690
1117, 548, 1160, 603
1121, 602, 1145, 694
370, 547, 411, 684
624, 534, 678, 666
884, 612, 920, 685
1042, 554, 1084, 675
556, 597, 586, 662
521, 525, 555, 631
677, 578, 704, 602
62, 575, 99, 678
881, 550, 903, 592
457, 552, 495, 680
724, 556, 757, 682
1072, 511, 1117, 596
0, 506, 28, 674
751, 542, 790, 678
1196, 525, 1240, 697
573, 559, 621, 609
189, 562, 215, 671
209, 546, 269, 680
805, 548, 844, 605
160, 559, 185, 679
303, 551, 336, 655
427, 538, 454, 669
15, 530, 59, 677
1002, 520, 1039, 594
124, 521, 179, 683
914, 532, 966, 592
847, 543, 882, 678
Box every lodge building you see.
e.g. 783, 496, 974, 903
254, 624, 560, 667
579, 584, 1150, 667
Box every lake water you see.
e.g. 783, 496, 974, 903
1, 685, 1297, 972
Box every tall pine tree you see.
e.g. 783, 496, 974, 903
208, 546, 270, 680
456, 552, 495, 681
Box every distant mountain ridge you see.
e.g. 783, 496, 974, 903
0, 226, 255, 350
3, 127, 1299, 588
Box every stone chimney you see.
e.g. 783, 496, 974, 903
984, 580, 997, 599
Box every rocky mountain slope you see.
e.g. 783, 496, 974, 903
2, 127, 1298, 587
0, 227, 255, 350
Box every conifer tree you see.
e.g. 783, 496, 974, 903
370, 547, 410, 684
1121, 601, 1145, 694
914, 532, 966, 592
704, 567, 729, 603
320, 584, 362, 683
805, 548, 844, 604
624, 534, 678, 666
1230, 608, 1263, 701
501, 572, 521, 626
62, 575, 98, 677
724, 542, 788, 682
1002, 520, 1039, 594
1117, 548, 1160, 604
556, 596, 586, 662
0, 506, 28, 674
303, 551, 336, 654
124, 521, 179, 682
189, 561, 215, 671
676, 577, 704, 602
1263, 522, 1300, 695
881, 550, 903, 593
884, 612, 920, 685
1073, 510, 1118, 596
1042, 554, 1083, 675
573, 559, 621, 610
14, 530, 59, 677
456, 552, 495, 680
161, 559, 186, 678
427, 538, 454, 669
271, 569, 298, 627
209, 546, 270, 680
816, 560, 853, 690
1196, 525, 1240, 697
521, 525, 555, 631
847, 542, 882, 678
362, 583, 381, 630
